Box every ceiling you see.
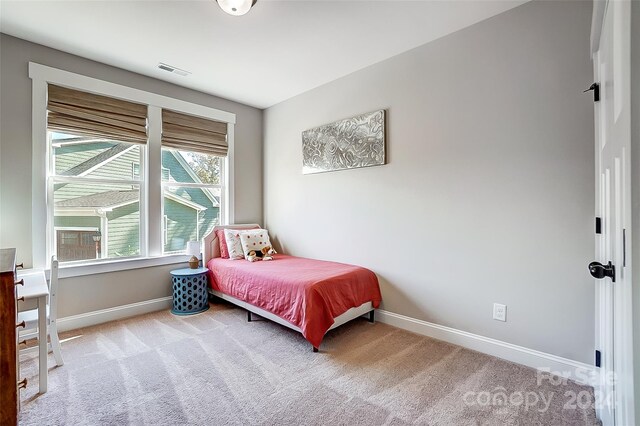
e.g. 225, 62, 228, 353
0, 0, 527, 109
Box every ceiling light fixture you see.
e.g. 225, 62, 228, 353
216, 0, 257, 16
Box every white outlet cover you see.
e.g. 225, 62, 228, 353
493, 303, 507, 322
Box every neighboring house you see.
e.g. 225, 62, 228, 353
54, 140, 219, 261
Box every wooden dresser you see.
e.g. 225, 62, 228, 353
0, 248, 23, 425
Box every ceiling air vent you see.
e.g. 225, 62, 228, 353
157, 62, 191, 77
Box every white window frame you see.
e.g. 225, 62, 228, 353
161, 149, 224, 255
29, 62, 236, 277
49, 133, 146, 262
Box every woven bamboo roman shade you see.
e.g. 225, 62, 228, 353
47, 85, 148, 144
161, 109, 228, 157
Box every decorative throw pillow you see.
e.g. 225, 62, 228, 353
224, 228, 247, 260
215, 229, 229, 259
239, 229, 273, 260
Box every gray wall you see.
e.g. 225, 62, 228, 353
263, 1, 595, 362
0, 34, 263, 317
631, 0, 640, 419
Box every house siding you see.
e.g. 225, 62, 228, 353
164, 198, 197, 252
53, 143, 219, 259
54, 216, 100, 229
106, 202, 140, 257
162, 150, 193, 183
55, 142, 113, 175
162, 150, 220, 250
84, 146, 140, 181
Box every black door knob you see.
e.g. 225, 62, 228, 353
588, 261, 615, 282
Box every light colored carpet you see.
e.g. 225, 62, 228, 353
18, 300, 598, 425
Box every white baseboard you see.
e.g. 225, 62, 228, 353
54, 300, 595, 386
57, 296, 172, 333
376, 309, 597, 386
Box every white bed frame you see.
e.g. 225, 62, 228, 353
203, 224, 374, 351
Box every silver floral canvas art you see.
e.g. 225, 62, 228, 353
302, 110, 385, 174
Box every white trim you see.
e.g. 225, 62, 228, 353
162, 181, 222, 190
32, 78, 48, 269
209, 289, 372, 334
147, 106, 162, 257
30, 63, 236, 268
55, 200, 138, 213
56, 296, 172, 332
54, 226, 97, 231
53, 208, 100, 217
55, 292, 596, 386
375, 309, 597, 386
52, 175, 140, 186
226, 123, 235, 225
58, 254, 189, 278
52, 137, 108, 147
28, 63, 236, 124
103, 198, 139, 211
164, 190, 207, 211
590, 0, 607, 54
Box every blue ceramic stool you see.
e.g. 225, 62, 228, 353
170, 267, 209, 315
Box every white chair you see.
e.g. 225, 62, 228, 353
19, 256, 64, 366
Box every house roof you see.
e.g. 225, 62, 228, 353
56, 189, 211, 211
60, 143, 130, 176
54, 140, 219, 211
56, 190, 139, 209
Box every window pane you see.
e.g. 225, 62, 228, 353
51, 132, 141, 181
54, 183, 140, 261
161, 148, 220, 184
163, 186, 220, 253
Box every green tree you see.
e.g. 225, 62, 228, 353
183, 152, 220, 184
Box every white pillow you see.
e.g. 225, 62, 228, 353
224, 228, 247, 260
239, 229, 273, 259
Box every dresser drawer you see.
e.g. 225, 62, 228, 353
0, 248, 20, 425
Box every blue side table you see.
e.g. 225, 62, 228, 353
170, 267, 209, 315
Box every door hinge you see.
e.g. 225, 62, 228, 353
584, 83, 600, 102
623, 229, 626, 267
595, 217, 602, 234
595, 350, 601, 367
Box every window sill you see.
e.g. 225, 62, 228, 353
58, 254, 194, 279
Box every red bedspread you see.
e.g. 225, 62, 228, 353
207, 254, 381, 348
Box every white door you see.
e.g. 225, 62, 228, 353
591, 1, 634, 425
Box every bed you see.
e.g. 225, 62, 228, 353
203, 224, 382, 351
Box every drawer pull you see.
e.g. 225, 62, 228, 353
16, 321, 25, 329
15, 263, 24, 269
17, 378, 27, 390
15, 279, 24, 286
18, 340, 27, 347
17, 296, 24, 302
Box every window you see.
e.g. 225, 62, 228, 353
46, 83, 147, 263
33, 66, 236, 272
55, 229, 100, 262
49, 132, 144, 262
131, 163, 140, 180
160, 109, 228, 254
162, 150, 222, 253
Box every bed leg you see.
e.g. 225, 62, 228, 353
247, 310, 252, 322
368, 310, 375, 323
313, 346, 318, 353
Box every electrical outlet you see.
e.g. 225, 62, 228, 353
493, 303, 506, 322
